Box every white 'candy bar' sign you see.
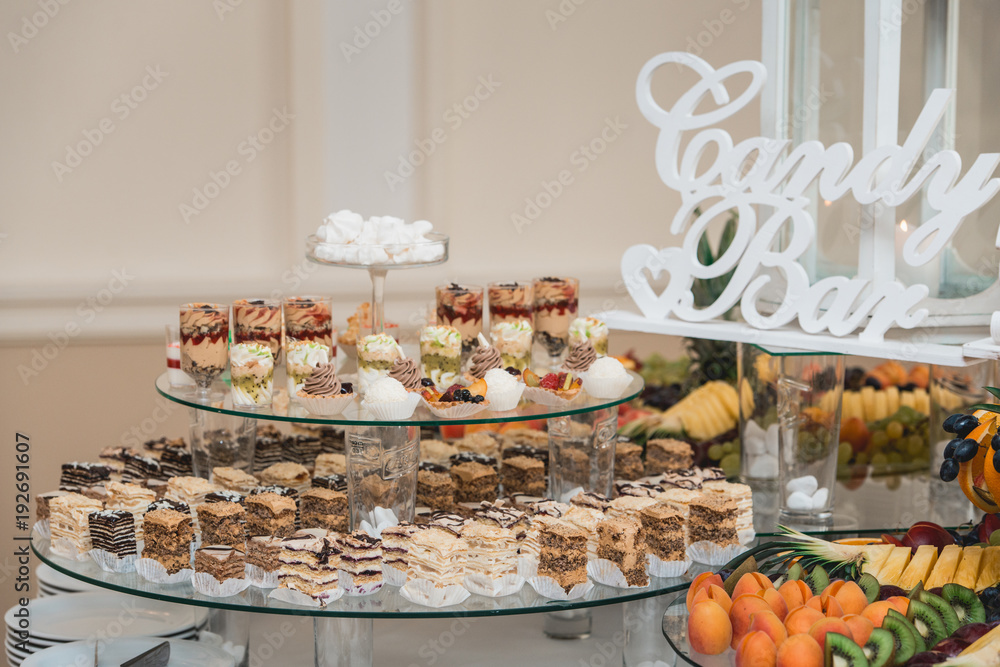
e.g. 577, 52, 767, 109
623, 52, 1000, 342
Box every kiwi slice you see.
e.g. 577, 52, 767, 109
917, 590, 960, 636
786, 562, 804, 581
907, 581, 924, 600
862, 628, 896, 667
885, 609, 926, 653
723, 556, 758, 597
857, 573, 880, 603
879, 615, 918, 666
941, 583, 987, 625
825, 632, 869, 667
805, 564, 830, 595
906, 598, 947, 649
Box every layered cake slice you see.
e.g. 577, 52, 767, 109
59, 462, 112, 492
614, 438, 645, 481
212, 467, 260, 494
501, 456, 546, 496
259, 462, 312, 495
688, 496, 738, 547
407, 527, 468, 587
88, 509, 137, 558
449, 461, 498, 504
143, 508, 194, 574
195, 545, 246, 583
312, 474, 348, 492
417, 463, 455, 510
145, 497, 189, 516
104, 481, 155, 541
205, 490, 245, 505
299, 488, 348, 533
538, 522, 588, 592
597, 515, 648, 586
197, 501, 246, 549
278, 528, 340, 601
655, 488, 705, 520
419, 439, 459, 466
562, 505, 605, 561
381, 523, 419, 578
123, 454, 163, 483
462, 520, 518, 586
570, 491, 610, 512
314, 453, 347, 478
245, 492, 296, 538
703, 480, 753, 538
35, 490, 69, 522
607, 495, 657, 521
246, 535, 283, 576
50, 493, 103, 554
474, 501, 528, 543
614, 481, 664, 499
160, 444, 193, 477
520, 514, 566, 561
253, 428, 284, 474
338, 532, 383, 588
640, 503, 686, 562
644, 439, 694, 475
285, 435, 322, 466
166, 476, 219, 529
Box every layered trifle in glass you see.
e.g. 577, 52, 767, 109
532, 277, 579, 366
179, 303, 230, 394
487, 282, 533, 328
283, 296, 335, 353
435, 283, 483, 364
232, 299, 282, 361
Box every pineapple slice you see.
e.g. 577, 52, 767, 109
925, 544, 963, 589
860, 544, 895, 578
913, 388, 930, 415
873, 391, 889, 421
846, 392, 863, 422
954, 546, 984, 589
900, 391, 916, 410
861, 386, 877, 422
974, 546, 1000, 591
873, 546, 912, 585
897, 544, 938, 590
885, 386, 900, 415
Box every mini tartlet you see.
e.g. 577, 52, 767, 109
419, 379, 491, 418
522, 369, 583, 406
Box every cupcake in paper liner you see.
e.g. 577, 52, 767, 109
383, 564, 407, 587
89, 549, 138, 573
244, 563, 279, 589
422, 397, 490, 419
686, 541, 746, 566
286, 340, 331, 399
362, 378, 421, 420
268, 586, 343, 607
586, 558, 649, 589
582, 356, 631, 399
297, 361, 355, 416
526, 576, 593, 601
338, 570, 384, 597
135, 558, 193, 584
646, 554, 692, 578
463, 572, 526, 598
562, 340, 597, 375
192, 571, 251, 598
400, 579, 470, 608
33, 520, 51, 540
516, 556, 539, 579
483, 367, 525, 411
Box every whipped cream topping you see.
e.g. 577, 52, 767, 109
359, 333, 403, 357
563, 341, 597, 373
420, 325, 462, 350
230, 342, 274, 369
490, 319, 533, 343
365, 377, 408, 403
569, 317, 608, 342
388, 358, 421, 390
286, 341, 331, 368
484, 368, 518, 392
587, 356, 627, 380
302, 362, 342, 396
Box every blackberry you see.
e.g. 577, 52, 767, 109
420, 378, 435, 387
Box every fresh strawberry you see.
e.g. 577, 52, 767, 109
540, 373, 560, 390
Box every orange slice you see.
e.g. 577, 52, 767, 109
958, 414, 1000, 513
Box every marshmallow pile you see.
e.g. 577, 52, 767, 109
312, 210, 445, 266
785, 475, 830, 511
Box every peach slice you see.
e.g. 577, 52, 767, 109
688, 600, 732, 655
777, 579, 812, 610
843, 614, 874, 646
885, 596, 910, 615
859, 600, 895, 628
806, 594, 844, 617
761, 588, 788, 621
736, 630, 777, 667
748, 610, 788, 647
784, 606, 825, 636
691, 584, 733, 615
776, 633, 824, 667
833, 581, 869, 616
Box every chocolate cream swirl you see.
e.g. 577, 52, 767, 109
302, 362, 342, 396
470, 343, 503, 379
388, 357, 421, 390
563, 341, 597, 373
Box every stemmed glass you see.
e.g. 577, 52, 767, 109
179, 302, 230, 403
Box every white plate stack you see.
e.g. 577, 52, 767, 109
35, 563, 102, 596
5, 593, 208, 666
20, 637, 235, 667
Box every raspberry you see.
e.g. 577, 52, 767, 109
539, 373, 560, 390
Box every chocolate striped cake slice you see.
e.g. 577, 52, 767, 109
88, 509, 137, 557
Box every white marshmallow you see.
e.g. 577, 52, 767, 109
810, 487, 829, 509
743, 420, 766, 456
786, 475, 818, 496
785, 491, 813, 511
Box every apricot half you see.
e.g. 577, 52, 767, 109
732, 572, 775, 600
808, 618, 853, 652
777, 579, 812, 610
776, 633, 823, 667
784, 606, 825, 636
748, 610, 788, 646
843, 614, 874, 646
687, 572, 725, 611
691, 584, 733, 615
730, 595, 774, 648
735, 630, 777, 667
689, 600, 732, 655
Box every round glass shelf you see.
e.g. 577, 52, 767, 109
31, 532, 691, 620
305, 232, 449, 271
661, 594, 719, 667
156, 371, 644, 427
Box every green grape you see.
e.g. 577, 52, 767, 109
885, 475, 902, 490
855, 452, 869, 465
888, 452, 903, 465
707, 444, 724, 461
719, 453, 740, 476
906, 436, 924, 456
870, 430, 889, 449
837, 442, 853, 465
721, 441, 734, 455
886, 421, 904, 440
871, 453, 889, 467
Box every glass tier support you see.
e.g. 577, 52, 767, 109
314, 617, 373, 667
203, 608, 251, 667
345, 425, 420, 530
623, 594, 678, 667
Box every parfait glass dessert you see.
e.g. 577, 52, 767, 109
532, 277, 579, 368
569, 317, 608, 357
230, 342, 275, 410
490, 320, 533, 372
435, 284, 483, 365
283, 296, 335, 354
487, 282, 533, 328
419, 325, 462, 388
232, 299, 282, 361
286, 340, 332, 401
179, 303, 230, 402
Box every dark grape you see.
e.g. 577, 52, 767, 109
992, 434, 1000, 451
954, 439, 981, 463
340, 382, 353, 394
940, 458, 959, 481
845, 367, 866, 391
943, 413, 963, 433
943, 438, 963, 459
956, 415, 981, 438
865, 376, 883, 389
994, 449, 1000, 474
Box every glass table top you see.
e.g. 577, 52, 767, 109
155, 371, 644, 427
31, 531, 693, 620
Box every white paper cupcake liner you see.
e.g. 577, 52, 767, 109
88, 549, 138, 573
383, 564, 408, 587
50, 538, 92, 562
338, 570, 384, 596
517, 556, 539, 579
526, 576, 594, 601
463, 572, 526, 598
686, 541, 746, 566
268, 585, 343, 607
739, 528, 757, 545
135, 558, 193, 584
583, 373, 632, 399
587, 558, 650, 588
646, 554, 692, 578
244, 563, 280, 589
421, 398, 490, 419
297, 392, 355, 416
485, 383, 525, 412
522, 386, 581, 407
191, 571, 251, 597
32, 520, 50, 540
362, 392, 421, 420
400, 579, 470, 608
